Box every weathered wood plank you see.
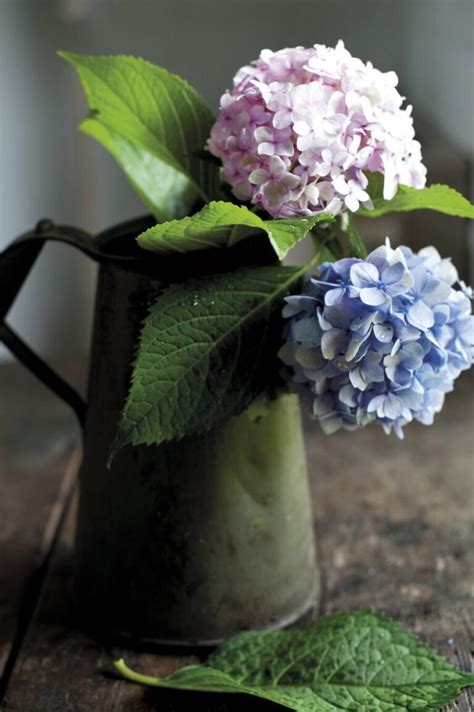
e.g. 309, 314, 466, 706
1, 370, 473, 711
0, 362, 84, 686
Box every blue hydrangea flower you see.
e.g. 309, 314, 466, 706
279, 238, 474, 437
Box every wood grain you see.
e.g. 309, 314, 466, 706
1, 366, 473, 711
0, 362, 84, 685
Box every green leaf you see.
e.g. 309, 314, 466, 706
137, 200, 334, 260
115, 610, 474, 712
80, 118, 196, 221
360, 173, 474, 219
109, 261, 313, 459
59, 52, 219, 220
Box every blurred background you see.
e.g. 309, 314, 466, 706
0, 0, 473, 363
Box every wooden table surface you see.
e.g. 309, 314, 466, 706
0, 361, 472, 711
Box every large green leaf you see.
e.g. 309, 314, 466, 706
137, 200, 334, 260
80, 118, 196, 221
59, 52, 219, 220
115, 610, 474, 711
359, 173, 474, 219
109, 262, 312, 459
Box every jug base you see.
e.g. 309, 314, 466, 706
82, 582, 318, 649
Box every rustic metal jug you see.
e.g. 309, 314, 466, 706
0, 215, 318, 645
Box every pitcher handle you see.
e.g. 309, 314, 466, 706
0, 218, 98, 430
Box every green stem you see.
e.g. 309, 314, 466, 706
341, 213, 368, 259
114, 659, 165, 687
308, 223, 338, 265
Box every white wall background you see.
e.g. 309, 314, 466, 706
0, 0, 472, 362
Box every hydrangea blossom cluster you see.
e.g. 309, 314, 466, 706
208, 42, 427, 218
279, 240, 473, 437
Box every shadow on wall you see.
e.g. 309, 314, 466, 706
0, 0, 472, 361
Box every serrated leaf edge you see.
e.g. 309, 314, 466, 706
108, 263, 306, 462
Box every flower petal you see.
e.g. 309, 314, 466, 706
321, 328, 348, 359
407, 300, 435, 331
374, 323, 394, 343
360, 287, 388, 306
350, 262, 379, 288
339, 383, 358, 407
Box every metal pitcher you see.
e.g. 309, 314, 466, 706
0, 215, 318, 645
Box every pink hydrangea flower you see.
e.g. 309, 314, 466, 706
208, 41, 427, 218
